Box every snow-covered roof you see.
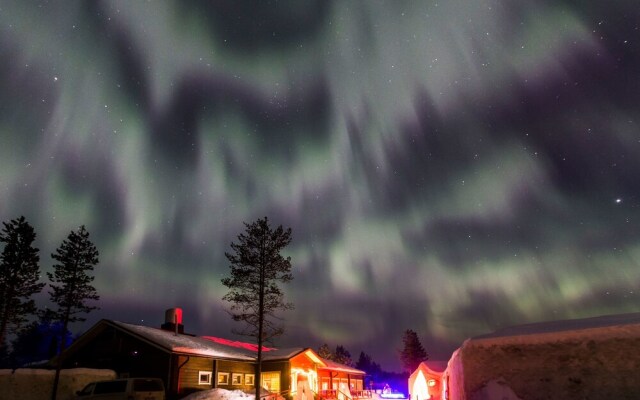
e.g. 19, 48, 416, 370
318, 358, 366, 375
201, 336, 276, 352
78, 320, 305, 363
473, 312, 640, 341
67, 319, 360, 371
409, 361, 444, 383
110, 321, 257, 360
416, 361, 447, 374
262, 347, 307, 361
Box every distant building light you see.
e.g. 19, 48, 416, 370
380, 394, 406, 399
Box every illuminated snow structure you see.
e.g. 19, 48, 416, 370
408, 361, 446, 400
441, 313, 640, 400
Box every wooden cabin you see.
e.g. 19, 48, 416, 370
57, 309, 366, 400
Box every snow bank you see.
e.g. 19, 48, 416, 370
182, 388, 256, 400
468, 378, 522, 400
0, 368, 116, 400
181, 388, 285, 400
445, 318, 640, 400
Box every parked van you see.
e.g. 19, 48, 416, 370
76, 377, 165, 400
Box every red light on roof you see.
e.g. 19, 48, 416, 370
201, 336, 275, 352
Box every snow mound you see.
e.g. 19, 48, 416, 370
182, 388, 256, 400
445, 317, 640, 399
470, 378, 523, 400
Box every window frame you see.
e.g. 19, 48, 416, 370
217, 372, 230, 385
232, 373, 243, 385
198, 371, 213, 385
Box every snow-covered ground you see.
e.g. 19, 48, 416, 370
182, 388, 257, 400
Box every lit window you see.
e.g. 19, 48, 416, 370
261, 371, 281, 392
199, 371, 212, 385
245, 374, 255, 386
218, 372, 230, 385
232, 373, 243, 385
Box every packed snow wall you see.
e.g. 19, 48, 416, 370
0, 368, 116, 400
443, 323, 640, 400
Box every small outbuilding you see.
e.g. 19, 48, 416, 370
408, 361, 446, 400
441, 312, 640, 400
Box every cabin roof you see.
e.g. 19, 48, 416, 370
263, 347, 308, 361
111, 320, 258, 360
64, 319, 356, 373
318, 358, 366, 375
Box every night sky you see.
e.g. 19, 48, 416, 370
1, 1, 639, 370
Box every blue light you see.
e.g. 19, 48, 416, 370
380, 394, 406, 399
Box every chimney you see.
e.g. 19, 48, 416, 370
161, 308, 184, 334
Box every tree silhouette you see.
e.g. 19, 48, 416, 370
47, 225, 99, 400
10, 317, 71, 367
47, 225, 99, 354
221, 217, 294, 393
334, 345, 353, 366
316, 344, 355, 366
399, 329, 428, 374
0, 216, 44, 351
317, 343, 333, 360
355, 351, 382, 376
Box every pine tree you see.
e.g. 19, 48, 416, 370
356, 351, 382, 376
10, 317, 70, 367
47, 225, 99, 355
48, 225, 100, 400
221, 217, 294, 394
317, 343, 333, 360
334, 345, 353, 366
399, 329, 428, 374
0, 216, 44, 351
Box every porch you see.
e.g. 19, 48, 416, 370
318, 389, 373, 400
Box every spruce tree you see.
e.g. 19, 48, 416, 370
0, 216, 44, 351
222, 217, 294, 394
317, 343, 333, 360
356, 351, 371, 371
48, 225, 99, 400
399, 329, 428, 373
47, 225, 100, 354
334, 345, 353, 366
355, 352, 382, 388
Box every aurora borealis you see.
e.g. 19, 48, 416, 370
1, 1, 639, 369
